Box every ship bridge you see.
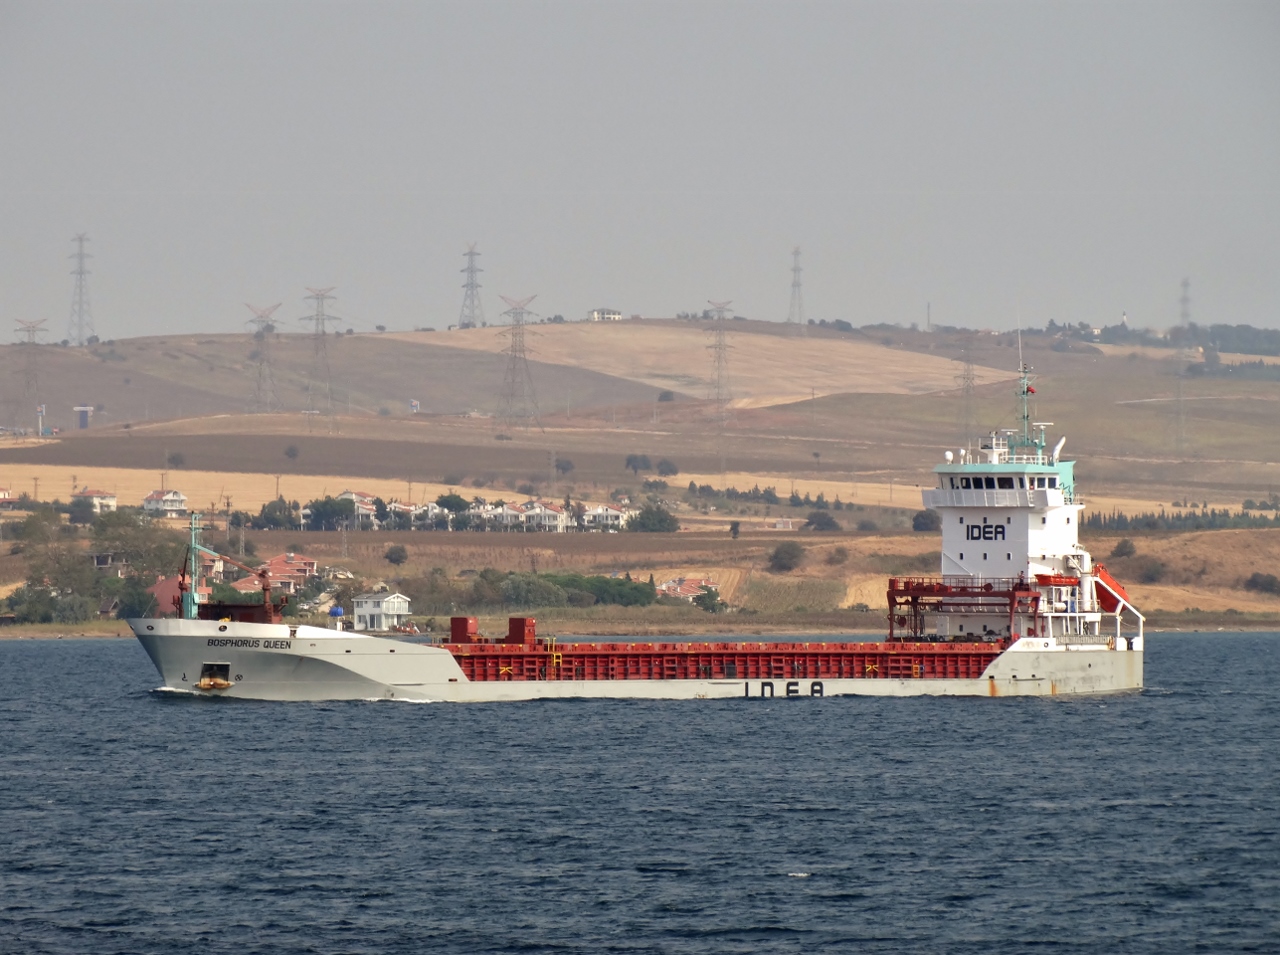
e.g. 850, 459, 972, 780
905, 361, 1143, 649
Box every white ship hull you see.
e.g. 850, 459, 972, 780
131, 619, 1143, 702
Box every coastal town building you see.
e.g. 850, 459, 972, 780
658, 577, 720, 602
72, 487, 117, 514
142, 489, 188, 518
582, 503, 637, 530
353, 592, 412, 631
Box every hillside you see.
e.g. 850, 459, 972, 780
386, 320, 1016, 407
3, 324, 1280, 514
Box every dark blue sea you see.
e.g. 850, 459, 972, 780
1, 634, 1277, 954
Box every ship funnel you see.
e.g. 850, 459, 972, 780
1052, 436, 1067, 463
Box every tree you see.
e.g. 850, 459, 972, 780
252, 497, 298, 530
1245, 572, 1280, 594
28, 542, 99, 597
284, 445, 299, 461
912, 509, 942, 532
555, 457, 574, 475
656, 458, 679, 477
166, 452, 185, 469
1110, 538, 1137, 558
804, 511, 841, 531
729, 520, 740, 539
68, 498, 96, 525
304, 496, 355, 531
53, 594, 95, 624
373, 497, 390, 522
92, 510, 185, 576
13, 508, 61, 543
435, 492, 470, 514
657, 390, 675, 402
626, 504, 679, 532
500, 573, 567, 608
768, 541, 806, 572
624, 454, 652, 475
384, 544, 408, 566
115, 576, 158, 618
825, 545, 849, 565
693, 588, 726, 613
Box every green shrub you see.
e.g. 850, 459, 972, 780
1244, 572, 1280, 594
1110, 538, 1137, 558
768, 541, 806, 572
911, 509, 941, 532
804, 511, 840, 531
626, 504, 679, 532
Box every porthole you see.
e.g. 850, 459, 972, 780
146, 625, 154, 631
218, 625, 228, 632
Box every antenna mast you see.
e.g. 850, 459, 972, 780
67, 234, 95, 346
497, 295, 543, 431
246, 303, 283, 413
459, 244, 485, 329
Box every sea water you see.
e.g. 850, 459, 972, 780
0, 633, 1277, 954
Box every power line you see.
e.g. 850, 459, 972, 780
67, 234, 95, 346
459, 243, 485, 329
786, 247, 805, 335
954, 337, 977, 447
707, 300, 733, 432
300, 287, 343, 426
13, 319, 46, 431
497, 294, 543, 431
245, 303, 283, 413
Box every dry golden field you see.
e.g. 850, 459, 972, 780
387, 320, 1016, 406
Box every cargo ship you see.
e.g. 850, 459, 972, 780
130, 366, 1144, 701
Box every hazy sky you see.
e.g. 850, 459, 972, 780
2, 1, 1277, 341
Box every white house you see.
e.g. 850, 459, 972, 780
523, 501, 570, 532
72, 487, 117, 514
659, 577, 719, 602
582, 503, 636, 531
142, 489, 188, 518
353, 592, 412, 631
468, 501, 526, 530
337, 489, 380, 525
389, 500, 442, 526
588, 308, 622, 322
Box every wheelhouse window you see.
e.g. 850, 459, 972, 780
997, 477, 1014, 489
